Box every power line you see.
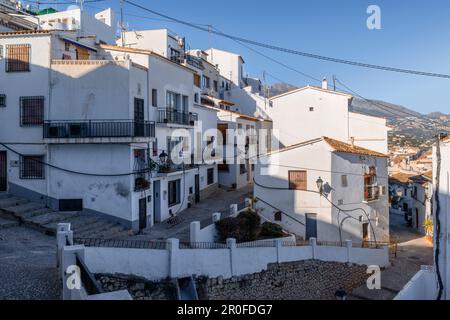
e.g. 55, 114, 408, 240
0, 142, 151, 177
123, 0, 450, 79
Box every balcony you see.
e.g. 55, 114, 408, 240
43, 120, 155, 143
157, 108, 198, 126
364, 185, 380, 202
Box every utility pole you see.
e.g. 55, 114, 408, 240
263, 71, 267, 110
120, 0, 125, 47
333, 75, 336, 91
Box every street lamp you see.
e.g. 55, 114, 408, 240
159, 150, 168, 165
316, 177, 324, 194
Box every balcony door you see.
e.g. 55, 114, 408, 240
0, 151, 7, 192
134, 98, 145, 136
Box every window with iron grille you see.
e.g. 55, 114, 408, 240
152, 89, 157, 107
0, 94, 5, 108
288, 170, 307, 190
20, 155, 45, 179
6, 44, 31, 72
20, 96, 44, 126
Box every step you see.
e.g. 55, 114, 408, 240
0, 193, 13, 200
26, 211, 81, 227
17, 207, 54, 220
3, 202, 47, 216
0, 216, 19, 229
106, 229, 133, 239
72, 220, 114, 234
66, 216, 102, 230
76, 224, 123, 239
0, 197, 29, 209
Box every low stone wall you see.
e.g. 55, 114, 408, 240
197, 260, 368, 300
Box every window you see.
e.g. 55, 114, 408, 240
168, 179, 181, 207
274, 211, 282, 222
64, 42, 70, 52
20, 96, 44, 126
6, 44, 31, 72
207, 168, 214, 185
0, 45, 3, 59
193, 74, 201, 88
166, 91, 180, 110
202, 75, 210, 89
341, 175, 348, 187
170, 48, 181, 63
152, 139, 158, 157
182, 95, 189, 113
213, 80, 218, 92
194, 93, 199, 103
240, 164, 247, 174
20, 155, 45, 179
0, 94, 5, 108
152, 89, 157, 107
309, 107, 314, 112
288, 170, 307, 190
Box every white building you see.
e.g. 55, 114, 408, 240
254, 136, 390, 243
0, 29, 155, 230
0, 0, 38, 31
395, 136, 449, 300
0, 25, 220, 231
267, 80, 389, 154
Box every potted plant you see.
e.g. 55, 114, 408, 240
423, 218, 433, 243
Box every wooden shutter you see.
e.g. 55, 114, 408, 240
289, 170, 307, 190
193, 74, 201, 88
6, 44, 30, 72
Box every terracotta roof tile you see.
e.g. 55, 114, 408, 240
322, 137, 388, 158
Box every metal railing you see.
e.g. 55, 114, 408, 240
75, 252, 103, 295
157, 108, 198, 126
179, 242, 228, 249
43, 120, 155, 139
364, 185, 380, 201
73, 238, 168, 250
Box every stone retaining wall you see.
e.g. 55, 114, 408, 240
197, 260, 368, 300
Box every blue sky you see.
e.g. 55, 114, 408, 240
35, 0, 450, 114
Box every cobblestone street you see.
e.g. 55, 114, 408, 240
349, 212, 433, 300
0, 226, 60, 300
131, 185, 253, 241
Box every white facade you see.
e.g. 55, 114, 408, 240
204, 48, 245, 88
254, 137, 390, 243
38, 8, 116, 44
268, 85, 389, 154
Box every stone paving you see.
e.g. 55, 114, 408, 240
0, 225, 61, 300
131, 185, 253, 241
0, 193, 132, 239
349, 212, 433, 300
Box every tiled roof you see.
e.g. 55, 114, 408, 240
389, 172, 416, 185
323, 137, 388, 158
0, 30, 51, 36
265, 136, 387, 158
423, 171, 433, 179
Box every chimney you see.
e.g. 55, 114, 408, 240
350, 137, 355, 147
322, 77, 328, 90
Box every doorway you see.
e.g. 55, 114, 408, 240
415, 209, 419, 230
0, 151, 6, 192
153, 180, 161, 223
139, 198, 147, 230
194, 174, 200, 203
305, 213, 317, 240
362, 223, 369, 242
134, 98, 145, 136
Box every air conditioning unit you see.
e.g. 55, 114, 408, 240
47, 125, 66, 138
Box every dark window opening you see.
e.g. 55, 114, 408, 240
20, 155, 45, 179
207, 168, 214, 185
20, 96, 44, 126
168, 179, 181, 207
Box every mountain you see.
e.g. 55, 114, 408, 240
267, 82, 450, 148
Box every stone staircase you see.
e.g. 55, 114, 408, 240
0, 193, 133, 238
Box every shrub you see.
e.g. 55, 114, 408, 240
259, 222, 284, 239
215, 217, 239, 242
237, 209, 261, 241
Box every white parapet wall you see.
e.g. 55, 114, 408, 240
394, 266, 438, 300
83, 238, 390, 281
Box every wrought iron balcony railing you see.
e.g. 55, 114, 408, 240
157, 108, 198, 126
364, 185, 380, 202
43, 120, 155, 139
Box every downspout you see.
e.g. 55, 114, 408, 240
46, 34, 53, 208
